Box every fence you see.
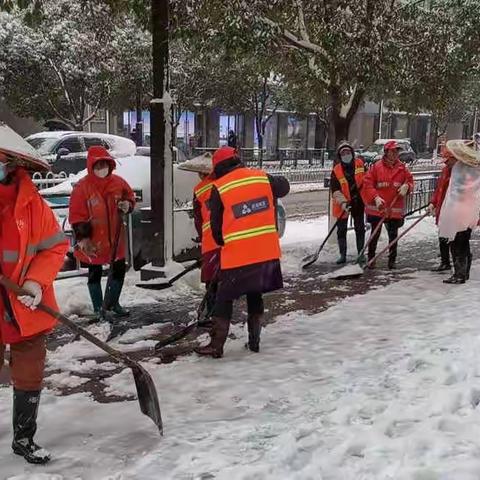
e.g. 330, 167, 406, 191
32, 171, 68, 190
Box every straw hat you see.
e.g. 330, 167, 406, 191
445, 139, 480, 168
0, 122, 49, 171
178, 152, 212, 174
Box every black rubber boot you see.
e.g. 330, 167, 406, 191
87, 282, 103, 317
104, 278, 130, 317
12, 390, 50, 465
444, 255, 466, 284
433, 238, 451, 272
336, 238, 347, 265
466, 253, 472, 281
194, 317, 230, 358
246, 314, 262, 353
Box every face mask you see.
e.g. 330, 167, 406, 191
94, 167, 109, 179
341, 153, 353, 164
0, 163, 7, 183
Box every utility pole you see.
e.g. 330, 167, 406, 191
378, 100, 384, 139
141, 0, 173, 280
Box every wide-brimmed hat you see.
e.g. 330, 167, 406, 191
0, 122, 49, 172
178, 152, 213, 174
445, 139, 480, 167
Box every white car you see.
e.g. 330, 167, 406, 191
26, 131, 136, 175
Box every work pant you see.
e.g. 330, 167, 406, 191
0, 335, 46, 391
367, 216, 405, 261
88, 258, 126, 285
439, 237, 451, 265
213, 293, 264, 321
336, 212, 366, 254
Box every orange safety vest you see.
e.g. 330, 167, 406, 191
3, 170, 69, 340
194, 177, 218, 254
214, 167, 281, 270
331, 159, 365, 219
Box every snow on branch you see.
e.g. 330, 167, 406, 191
259, 15, 332, 64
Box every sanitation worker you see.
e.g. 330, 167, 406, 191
362, 140, 414, 269
330, 142, 366, 264
0, 150, 69, 464
69, 146, 135, 320
194, 146, 290, 358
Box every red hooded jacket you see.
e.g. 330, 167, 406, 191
69, 147, 135, 265
430, 165, 451, 225
0, 169, 69, 344
362, 158, 414, 219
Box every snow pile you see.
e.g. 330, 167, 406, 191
3, 263, 480, 478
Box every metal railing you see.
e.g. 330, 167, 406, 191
32, 171, 68, 190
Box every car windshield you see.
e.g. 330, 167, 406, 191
27, 137, 59, 155
366, 144, 384, 153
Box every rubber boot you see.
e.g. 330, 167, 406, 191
388, 254, 397, 270
356, 232, 366, 265
246, 314, 262, 353
194, 317, 230, 358
336, 238, 347, 265
432, 238, 451, 272
444, 254, 467, 284
466, 253, 472, 281
12, 390, 50, 465
87, 282, 104, 321
104, 278, 130, 317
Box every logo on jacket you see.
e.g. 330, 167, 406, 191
232, 197, 270, 218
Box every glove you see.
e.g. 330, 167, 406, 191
341, 202, 350, 213
375, 196, 385, 210
78, 239, 97, 257
398, 183, 409, 197
18, 280, 42, 310
118, 200, 131, 214
427, 203, 436, 216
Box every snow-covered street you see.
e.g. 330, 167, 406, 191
3, 216, 480, 479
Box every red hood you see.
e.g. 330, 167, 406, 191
87, 146, 116, 175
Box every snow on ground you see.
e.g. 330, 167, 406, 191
3, 262, 480, 478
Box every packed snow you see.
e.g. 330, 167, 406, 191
3, 213, 479, 479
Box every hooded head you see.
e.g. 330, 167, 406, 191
383, 140, 402, 164
87, 146, 116, 179
336, 142, 355, 165
211, 146, 242, 178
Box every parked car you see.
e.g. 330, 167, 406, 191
359, 138, 416, 166
40, 155, 287, 271
26, 131, 136, 176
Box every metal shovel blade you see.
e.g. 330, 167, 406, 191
131, 363, 163, 435
301, 253, 318, 270
330, 263, 365, 280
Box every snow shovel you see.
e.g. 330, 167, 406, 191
0, 275, 163, 435
331, 211, 429, 279
301, 218, 341, 269
154, 271, 218, 351
136, 259, 201, 290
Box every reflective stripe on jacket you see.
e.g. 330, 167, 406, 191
214, 167, 281, 269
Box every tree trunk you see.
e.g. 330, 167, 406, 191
258, 133, 264, 168
136, 88, 143, 146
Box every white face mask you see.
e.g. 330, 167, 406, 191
94, 167, 109, 178
341, 153, 353, 164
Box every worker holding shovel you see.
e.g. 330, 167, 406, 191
437, 139, 480, 284
361, 141, 414, 269
0, 147, 69, 464
69, 146, 136, 321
